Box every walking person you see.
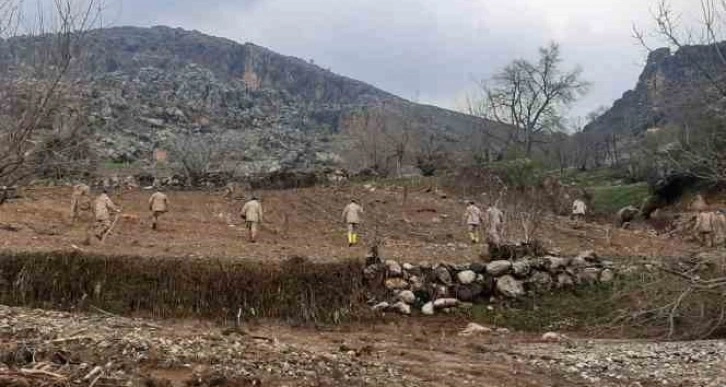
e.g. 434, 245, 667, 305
241, 195, 263, 243
92, 189, 120, 241
149, 190, 169, 230
463, 201, 483, 244
342, 199, 364, 247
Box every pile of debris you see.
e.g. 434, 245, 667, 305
365, 250, 616, 316
0, 305, 416, 386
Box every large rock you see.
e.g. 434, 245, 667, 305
454, 284, 484, 302
397, 290, 416, 304
544, 256, 569, 273
421, 302, 435, 315
486, 260, 512, 276
512, 260, 531, 278
527, 271, 553, 292
456, 270, 477, 285
433, 298, 459, 309
495, 275, 525, 298
385, 260, 403, 277
434, 265, 453, 285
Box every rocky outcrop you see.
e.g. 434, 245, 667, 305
585, 43, 726, 134
365, 250, 616, 316
1, 26, 505, 174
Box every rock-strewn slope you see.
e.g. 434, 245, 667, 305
2, 26, 503, 173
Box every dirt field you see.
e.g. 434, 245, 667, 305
0, 184, 698, 262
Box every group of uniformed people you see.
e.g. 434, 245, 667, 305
69, 182, 511, 247
462, 201, 505, 245
71, 183, 170, 241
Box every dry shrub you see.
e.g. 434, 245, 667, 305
616, 253, 726, 339
0, 251, 369, 324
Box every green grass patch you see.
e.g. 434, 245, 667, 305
589, 183, 650, 214
558, 168, 624, 187
469, 283, 620, 332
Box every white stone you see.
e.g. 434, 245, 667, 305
458, 323, 492, 336
385, 260, 403, 277
402, 263, 415, 271
397, 290, 416, 305
421, 302, 435, 316
457, 270, 477, 285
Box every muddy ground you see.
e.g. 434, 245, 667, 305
2, 305, 725, 386
0, 185, 697, 262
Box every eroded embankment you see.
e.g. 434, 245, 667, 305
0, 251, 370, 323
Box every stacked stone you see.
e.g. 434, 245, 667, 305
366, 250, 615, 316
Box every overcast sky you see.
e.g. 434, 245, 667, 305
103, 0, 698, 118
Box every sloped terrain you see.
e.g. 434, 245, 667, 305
2, 26, 505, 173
0, 184, 696, 262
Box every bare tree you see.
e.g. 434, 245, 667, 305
0, 0, 100, 193
167, 131, 226, 187
472, 43, 589, 157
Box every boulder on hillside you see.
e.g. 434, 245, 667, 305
496, 275, 525, 298
486, 260, 512, 276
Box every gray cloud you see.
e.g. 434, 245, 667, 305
107, 0, 699, 119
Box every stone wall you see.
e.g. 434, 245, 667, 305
365, 250, 615, 316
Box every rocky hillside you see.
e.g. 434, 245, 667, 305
585, 43, 726, 134
2, 26, 504, 175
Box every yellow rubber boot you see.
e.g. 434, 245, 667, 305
352, 233, 359, 245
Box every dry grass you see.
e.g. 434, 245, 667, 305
0, 250, 370, 323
